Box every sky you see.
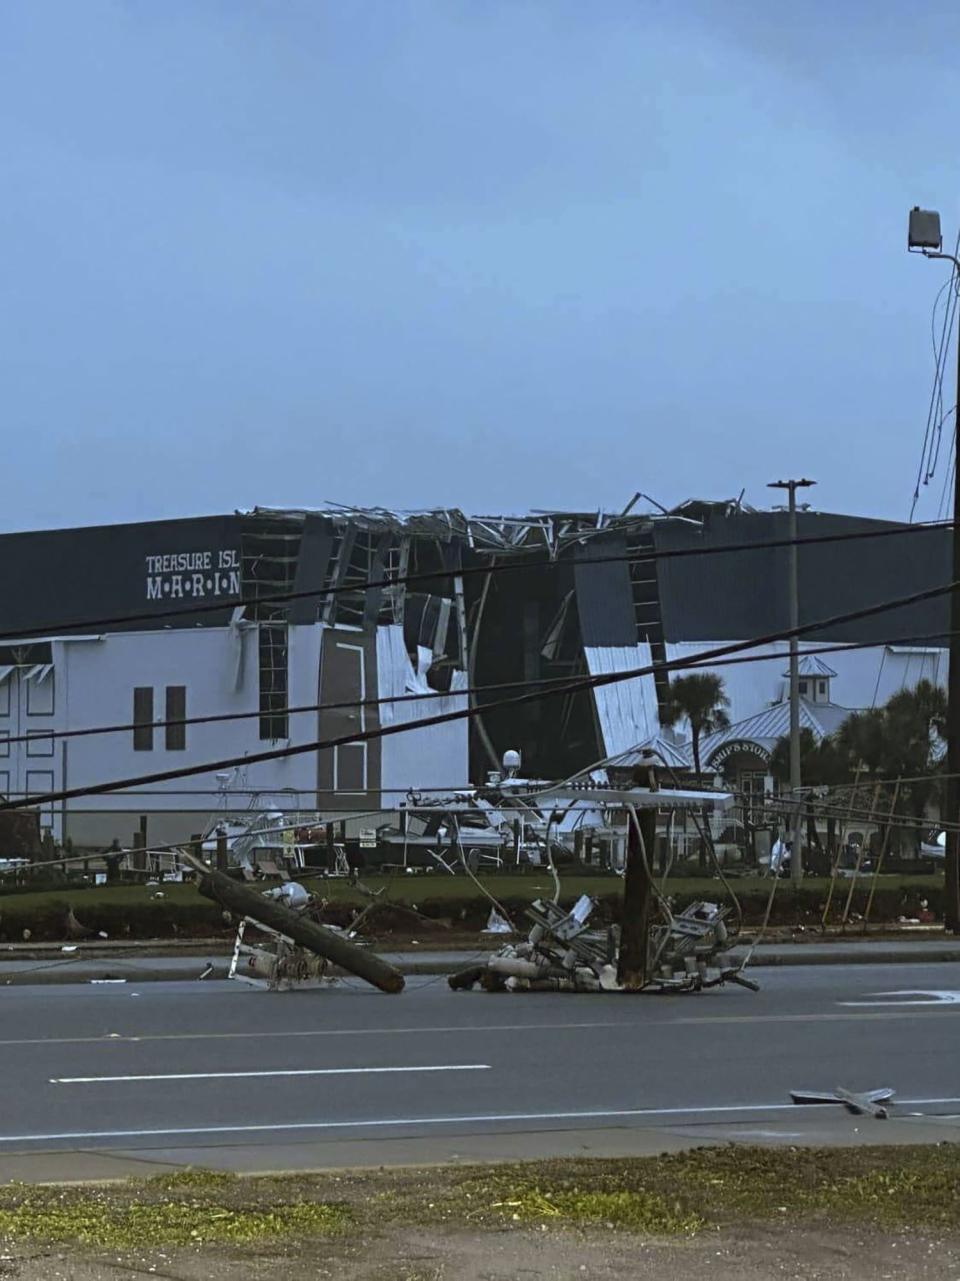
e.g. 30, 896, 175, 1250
2, 0, 959, 532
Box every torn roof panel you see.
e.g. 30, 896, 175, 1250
243, 499, 701, 556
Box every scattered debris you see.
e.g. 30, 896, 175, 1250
790, 1087, 894, 1118
186, 859, 404, 994
482, 909, 513, 935
450, 895, 758, 994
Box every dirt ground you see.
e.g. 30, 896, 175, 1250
5, 1224, 960, 1281
2, 1146, 959, 1281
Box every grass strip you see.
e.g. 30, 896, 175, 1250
0, 1146, 958, 1248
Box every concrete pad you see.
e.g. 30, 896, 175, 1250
0, 1149, 182, 1184
2, 1110, 957, 1184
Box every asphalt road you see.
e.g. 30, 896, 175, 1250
1, 963, 958, 1178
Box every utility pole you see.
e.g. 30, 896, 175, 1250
909, 207, 960, 932
768, 477, 816, 887
618, 762, 658, 989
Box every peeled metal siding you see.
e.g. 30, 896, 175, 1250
376, 625, 469, 800
584, 644, 659, 757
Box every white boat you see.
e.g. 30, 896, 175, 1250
920, 831, 946, 860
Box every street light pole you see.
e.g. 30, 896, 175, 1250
908, 207, 960, 932
769, 477, 816, 886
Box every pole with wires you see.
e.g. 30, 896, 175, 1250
618, 765, 658, 989
768, 476, 816, 887
909, 206, 960, 932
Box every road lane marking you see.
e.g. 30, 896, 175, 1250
51, 1064, 490, 1085
3, 1007, 957, 1050
841, 990, 960, 1007
1, 1098, 959, 1146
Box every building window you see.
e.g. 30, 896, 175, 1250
818, 680, 827, 698
165, 686, 186, 751
26, 665, 55, 716
133, 687, 154, 751
259, 624, 289, 740
798, 680, 808, 697
25, 769, 55, 831
26, 730, 54, 757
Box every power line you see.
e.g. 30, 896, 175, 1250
3, 625, 958, 749
2, 574, 957, 814
912, 238, 960, 520
759, 789, 954, 835
0, 520, 952, 643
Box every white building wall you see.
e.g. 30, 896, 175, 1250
663, 641, 947, 726
0, 625, 325, 848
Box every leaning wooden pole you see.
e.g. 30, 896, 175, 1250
861, 777, 902, 933
194, 864, 405, 994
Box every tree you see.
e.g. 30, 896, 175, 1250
770, 728, 849, 865
661, 673, 730, 777
661, 673, 730, 872
837, 681, 945, 780
833, 680, 946, 855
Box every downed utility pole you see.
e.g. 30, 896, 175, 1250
192, 862, 404, 994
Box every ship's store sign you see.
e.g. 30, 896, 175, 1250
710, 739, 771, 767
146, 550, 241, 601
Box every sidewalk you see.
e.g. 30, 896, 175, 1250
0, 937, 958, 984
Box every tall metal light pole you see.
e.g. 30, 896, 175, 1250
909, 206, 960, 933
769, 477, 816, 886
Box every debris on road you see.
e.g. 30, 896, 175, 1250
188, 861, 405, 994
449, 894, 759, 994
790, 1086, 895, 1118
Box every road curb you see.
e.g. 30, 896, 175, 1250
1, 945, 958, 984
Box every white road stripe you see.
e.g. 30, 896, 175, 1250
1, 1099, 958, 1145
51, 1064, 490, 1085
841, 990, 960, 1007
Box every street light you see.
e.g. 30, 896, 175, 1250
908, 206, 960, 933
768, 478, 816, 886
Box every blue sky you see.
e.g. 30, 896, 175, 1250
1, 1, 958, 530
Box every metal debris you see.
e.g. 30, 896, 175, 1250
450, 895, 759, 994
790, 1086, 895, 1118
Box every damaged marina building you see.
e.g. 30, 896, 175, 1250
0, 499, 950, 848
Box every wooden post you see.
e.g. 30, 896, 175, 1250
216, 831, 228, 873
862, 778, 902, 931
820, 766, 862, 929
105, 838, 122, 883
841, 782, 882, 927
618, 798, 657, 990
326, 822, 336, 873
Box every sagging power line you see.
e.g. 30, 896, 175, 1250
1, 625, 955, 750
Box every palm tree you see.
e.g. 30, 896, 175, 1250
661, 673, 730, 777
